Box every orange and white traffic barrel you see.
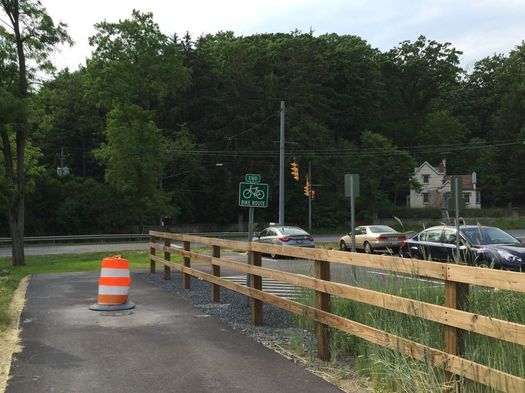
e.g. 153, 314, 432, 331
89, 255, 135, 311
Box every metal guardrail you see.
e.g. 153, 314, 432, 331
0, 234, 150, 244
0, 232, 249, 244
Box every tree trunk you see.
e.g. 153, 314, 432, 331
8, 198, 25, 266
11, 0, 28, 266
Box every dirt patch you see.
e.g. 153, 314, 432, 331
261, 340, 372, 393
0, 275, 30, 393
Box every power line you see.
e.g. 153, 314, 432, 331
164, 139, 525, 159
225, 112, 278, 141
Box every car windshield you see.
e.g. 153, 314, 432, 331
368, 226, 396, 233
280, 227, 309, 236
461, 227, 520, 245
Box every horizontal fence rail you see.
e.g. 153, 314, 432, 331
149, 230, 525, 393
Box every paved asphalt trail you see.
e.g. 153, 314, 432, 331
6, 272, 342, 393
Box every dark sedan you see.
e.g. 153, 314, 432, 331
401, 225, 525, 271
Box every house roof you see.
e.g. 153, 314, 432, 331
414, 161, 446, 175
443, 175, 476, 190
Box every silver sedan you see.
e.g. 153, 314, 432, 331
254, 226, 315, 258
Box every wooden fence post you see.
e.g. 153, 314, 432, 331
211, 245, 221, 302
315, 259, 331, 361
183, 241, 191, 289
251, 251, 263, 326
444, 279, 469, 391
164, 238, 171, 280
149, 235, 156, 273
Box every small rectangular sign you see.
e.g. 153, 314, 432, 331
450, 176, 465, 210
245, 174, 261, 183
344, 174, 360, 198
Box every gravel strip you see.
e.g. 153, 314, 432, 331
138, 271, 301, 345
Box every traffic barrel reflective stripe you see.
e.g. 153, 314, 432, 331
97, 256, 131, 305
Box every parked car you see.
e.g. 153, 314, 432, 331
254, 226, 315, 258
339, 225, 406, 254
400, 225, 525, 271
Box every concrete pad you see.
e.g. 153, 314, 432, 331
6, 272, 342, 393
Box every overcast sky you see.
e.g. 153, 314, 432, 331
43, 0, 525, 72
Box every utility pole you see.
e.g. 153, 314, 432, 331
308, 162, 312, 232
57, 147, 69, 177
454, 176, 460, 260
279, 101, 285, 226
60, 147, 64, 171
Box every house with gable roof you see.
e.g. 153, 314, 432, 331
409, 160, 481, 209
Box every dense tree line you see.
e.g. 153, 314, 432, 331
2, 9, 525, 239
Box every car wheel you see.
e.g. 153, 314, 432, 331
340, 240, 348, 251
475, 258, 495, 269
364, 242, 373, 254
410, 249, 423, 260
476, 260, 490, 268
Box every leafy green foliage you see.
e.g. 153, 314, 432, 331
95, 104, 174, 229
3, 9, 525, 235
86, 10, 190, 110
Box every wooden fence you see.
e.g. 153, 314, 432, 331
148, 230, 525, 393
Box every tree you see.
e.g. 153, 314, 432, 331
32, 70, 105, 179
85, 10, 190, 229
355, 131, 417, 218
86, 10, 190, 111
0, 0, 70, 265
95, 104, 173, 231
493, 42, 525, 202
381, 35, 463, 145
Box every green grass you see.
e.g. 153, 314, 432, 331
485, 218, 525, 229
291, 272, 525, 393
0, 250, 162, 332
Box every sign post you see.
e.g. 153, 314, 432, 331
451, 176, 462, 262
344, 174, 360, 252
239, 174, 269, 290
345, 174, 359, 283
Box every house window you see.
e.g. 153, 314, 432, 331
422, 174, 430, 184
464, 192, 470, 205
476, 191, 480, 204
423, 192, 429, 204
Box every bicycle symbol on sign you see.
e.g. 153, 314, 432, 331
242, 185, 265, 200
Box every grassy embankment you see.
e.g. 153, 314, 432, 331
292, 247, 525, 392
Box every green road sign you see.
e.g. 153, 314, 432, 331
245, 173, 261, 183
239, 182, 269, 208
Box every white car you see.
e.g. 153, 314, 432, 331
339, 225, 406, 254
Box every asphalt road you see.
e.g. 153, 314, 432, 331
0, 229, 523, 258
0, 242, 150, 257
0, 236, 340, 257
7, 272, 342, 393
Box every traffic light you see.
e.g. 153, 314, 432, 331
311, 189, 316, 200
303, 176, 310, 196
290, 160, 299, 181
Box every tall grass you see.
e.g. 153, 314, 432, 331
291, 268, 525, 392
